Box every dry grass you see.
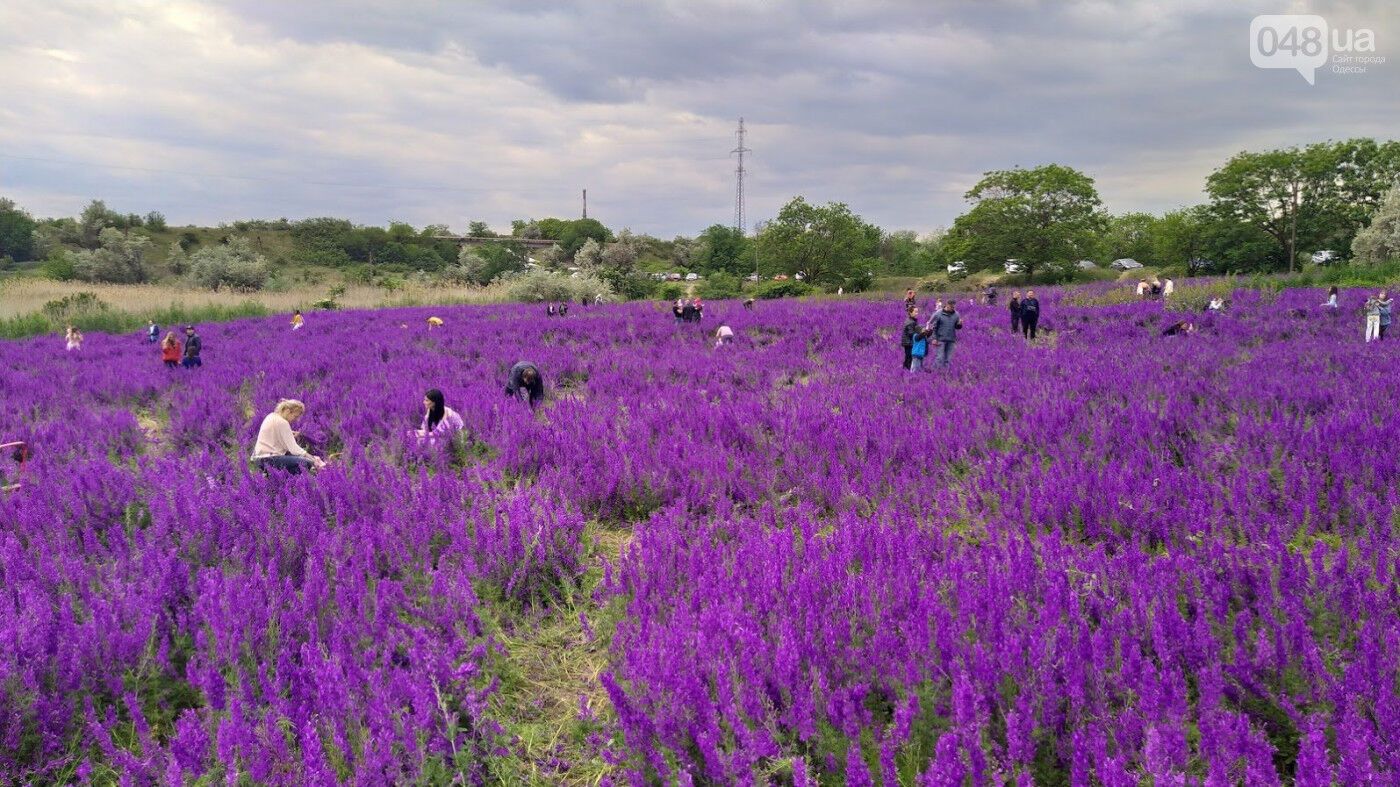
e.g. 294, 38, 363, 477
0, 278, 506, 320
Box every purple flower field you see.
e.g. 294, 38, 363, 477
2, 288, 1398, 785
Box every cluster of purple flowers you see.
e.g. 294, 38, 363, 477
1, 287, 1396, 783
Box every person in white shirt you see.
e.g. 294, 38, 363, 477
251, 399, 325, 475
715, 325, 735, 348
1162, 278, 1175, 298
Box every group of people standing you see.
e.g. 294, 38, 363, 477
546, 302, 570, 317
155, 324, 203, 368
1136, 276, 1175, 300
901, 301, 964, 371
673, 298, 705, 322
1007, 291, 1041, 339
1363, 290, 1394, 342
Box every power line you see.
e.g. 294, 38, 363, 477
730, 117, 751, 233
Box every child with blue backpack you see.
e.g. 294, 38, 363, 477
909, 328, 930, 372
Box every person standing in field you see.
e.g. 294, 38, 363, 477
505, 361, 545, 409
1149, 277, 1163, 299
904, 289, 916, 312
909, 326, 930, 372
900, 307, 920, 369
1162, 278, 1175, 300
64, 325, 83, 352
251, 399, 326, 475
415, 388, 464, 446
1019, 291, 1041, 340
743, 298, 755, 311
929, 301, 963, 367
1365, 293, 1383, 342
181, 326, 203, 368
1136, 279, 1149, 299
1008, 291, 1023, 334
291, 310, 304, 330
160, 332, 182, 368
1379, 291, 1393, 340
147, 320, 160, 343
559, 301, 569, 317
426, 316, 444, 329
1322, 286, 1339, 309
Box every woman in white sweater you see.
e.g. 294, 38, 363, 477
251, 399, 326, 474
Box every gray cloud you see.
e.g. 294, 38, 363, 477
0, 0, 1396, 236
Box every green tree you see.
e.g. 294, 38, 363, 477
467, 220, 493, 237
1352, 185, 1400, 265
1097, 212, 1159, 265
73, 227, 152, 283
691, 224, 751, 276
0, 198, 38, 262
943, 164, 1104, 281
144, 211, 167, 232
79, 199, 118, 248
188, 237, 270, 291
755, 197, 881, 290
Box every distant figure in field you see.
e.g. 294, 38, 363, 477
692, 298, 704, 321
1008, 291, 1023, 334
984, 285, 997, 306
1149, 277, 1163, 300
181, 326, 203, 368
681, 300, 697, 323
427, 316, 444, 329
904, 289, 916, 312
1162, 278, 1175, 299
673, 299, 685, 322
291, 310, 304, 330
715, 325, 734, 348
929, 300, 963, 367
251, 399, 326, 475
505, 362, 545, 409
1019, 291, 1041, 340
1161, 320, 1195, 337
547, 303, 556, 317
64, 325, 83, 352
415, 388, 464, 446
900, 307, 921, 369
743, 298, 755, 311
1, 441, 29, 493
1379, 291, 1393, 340
1207, 297, 1225, 312
1136, 279, 1149, 299
559, 301, 569, 317
147, 320, 160, 343
160, 332, 182, 368
1365, 293, 1382, 343
594, 293, 603, 306
1322, 286, 1339, 309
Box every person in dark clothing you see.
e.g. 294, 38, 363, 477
505, 362, 545, 408
903, 289, 916, 312
1008, 292, 1022, 334
1161, 320, 1195, 336
681, 302, 697, 322
547, 303, 556, 317
900, 307, 921, 369
929, 301, 963, 367
984, 286, 997, 306
559, 301, 569, 317
181, 326, 203, 368
1019, 291, 1041, 340
743, 298, 755, 310
673, 299, 685, 322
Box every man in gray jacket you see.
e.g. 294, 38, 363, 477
929, 301, 963, 367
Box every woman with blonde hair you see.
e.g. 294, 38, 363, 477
64, 325, 83, 351
160, 331, 182, 368
251, 399, 326, 475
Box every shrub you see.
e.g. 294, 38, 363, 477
187, 238, 270, 291
658, 283, 685, 302
503, 269, 614, 303
41, 252, 78, 281
696, 271, 743, 300
72, 228, 152, 284
752, 279, 813, 300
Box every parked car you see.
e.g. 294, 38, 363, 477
745, 274, 760, 282
685, 273, 700, 281
947, 261, 968, 278
1111, 258, 1143, 270
1004, 259, 1024, 275
1075, 259, 1098, 270
1311, 250, 1341, 265
667, 273, 683, 281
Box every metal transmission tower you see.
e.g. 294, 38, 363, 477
730, 118, 751, 233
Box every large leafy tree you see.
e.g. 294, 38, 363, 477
691, 224, 751, 276
1206, 139, 1400, 271
943, 164, 1103, 281
1096, 212, 1159, 265
755, 197, 881, 290
0, 198, 38, 262
1352, 186, 1400, 265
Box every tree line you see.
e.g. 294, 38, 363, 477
2, 137, 1398, 297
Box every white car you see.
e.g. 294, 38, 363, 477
1311, 250, 1340, 265
947, 261, 967, 277
685, 273, 700, 281
1003, 259, 1023, 274
1111, 258, 1143, 271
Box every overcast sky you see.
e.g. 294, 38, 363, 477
1, 1, 1396, 237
